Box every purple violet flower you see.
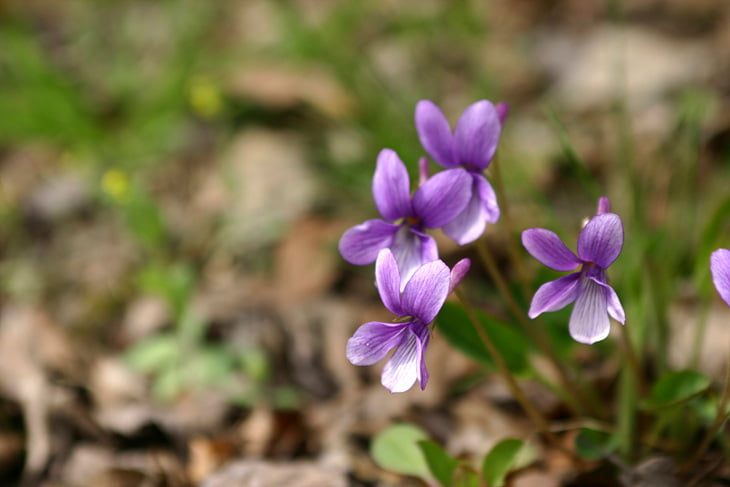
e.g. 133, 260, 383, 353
346, 249, 470, 392
521, 197, 625, 344
415, 99, 503, 245
710, 248, 730, 307
339, 148, 471, 289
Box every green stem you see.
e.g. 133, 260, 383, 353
454, 289, 568, 454
616, 361, 638, 459
689, 299, 711, 370
531, 369, 583, 418
489, 156, 530, 299
682, 354, 730, 472
475, 238, 603, 418
619, 320, 646, 397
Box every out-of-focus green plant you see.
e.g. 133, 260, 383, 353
370, 423, 530, 487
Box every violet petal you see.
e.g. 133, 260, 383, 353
587, 274, 625, 324
411, 323, 431, 390
454, 100, 501, 169
606, 283, 626, 324
381, 330, 421, 392
346, 321, 409, 366
577, 213, 624, 269
401, 258, 450, 324
338, 219, 399, 265
596, 196, 611, 215
441, 181, 485, 245
418, 157, 430, 186
448, 258, 471, 295
711, 248, 730, 307
390, 227, 438, 291
372, 149, 414, 221
415, 100, 458, 168
495, 102, 510, 124
569, 276, 611, 344
412, 228, 439, 263
522, 228, 581, 271
413, 168, 472, 229
375, 249, 404, 316
476, 173, 500, 223
528, 273, 581, 318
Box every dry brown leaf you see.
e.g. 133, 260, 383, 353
225, 63, 355, 120
273, 217, 346, 305
220, 129, 317, 251
0, 306, 80, 478
188, 435, 238, 485
200, 460, 347, 487
62, 445, 186, 487
120, 296, 170, 344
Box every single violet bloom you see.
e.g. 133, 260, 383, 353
521, 198, 625, 344
339, 148, 471, 289
710, 248, 730, 307
346, 249, 470, 392
415, 99, 504, 245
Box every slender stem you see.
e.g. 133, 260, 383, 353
618, 320, 646, 397
475, 238, 603, 417
531, 369, 583, 418
682, 355, 730, 472
489, 156, 530, 299
616, 360, 638, 459
454, 289, 567, 453
490, 156, 606, 418
689, 299, 710, 370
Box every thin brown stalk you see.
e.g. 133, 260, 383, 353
475, 239, 605, 418
682, 354, 730, 473
618, 320, 647, 397
454, 289, 570, 456
489, 155, 530, 298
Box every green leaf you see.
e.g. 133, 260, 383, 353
153, 365, 183, 401
481, 438, 524, 487
574, 428, 617, 461
178, 306, 207, 345
418, 440, 458, 486
641, 370, 711, 410
453, 466, 480, 487
123, 192, 168, 254
192, 346, 238, 385
125, 333, 179, 373
371, 423, 431, 478
137, 262, 195, 317
436, 302, 530, 375
238, 346, 271, 382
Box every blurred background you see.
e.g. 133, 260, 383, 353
1, 0, 729, 486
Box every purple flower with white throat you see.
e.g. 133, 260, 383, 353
346, 249, 470, 392
339, 148, 471, 289
521, 197, 625, 344
415, 99, 503, 245
711, 248, 730, 307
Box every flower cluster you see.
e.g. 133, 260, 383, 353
340, 99, 730, 395
340, 99, 503, 392
339, 100, 505, 287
